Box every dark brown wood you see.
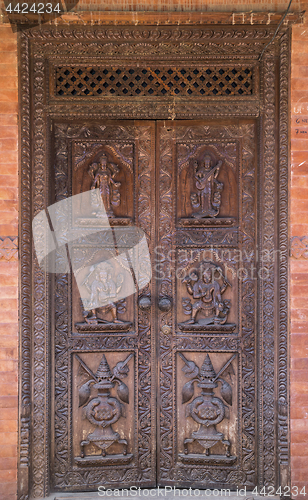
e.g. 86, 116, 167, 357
52, 121, 157, 490
156, 119, 257, 487
5, 10, 304, 27
18, 25, 290, 499
54, 65, 254, 97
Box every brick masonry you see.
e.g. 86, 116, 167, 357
0, 1, 308, 497
290, 22, 308, 494
0, 24, 18, 500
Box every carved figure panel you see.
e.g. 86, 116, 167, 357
72, 140, 135, 225
191, 156, 223, 218
73, 352, 134, 466
88, 154, 121, 218
72, 246, 134, 333
180, 261, 232, 330
177, 142, 238, 226
176, 252, 238, 332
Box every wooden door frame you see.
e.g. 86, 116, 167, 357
18, 23, 291, 499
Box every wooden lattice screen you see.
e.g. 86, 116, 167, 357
55, 66, 254, 97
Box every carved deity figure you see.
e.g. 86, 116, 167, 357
182, 261, 231, 326
191, 155, 223, 218
88, 154, 121, 217
82, 262, 124, 325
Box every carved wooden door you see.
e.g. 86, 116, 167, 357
155, 120, 256, 488
52, 118, 257, 491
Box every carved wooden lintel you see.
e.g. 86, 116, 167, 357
7, 11, 304, 26
178, 324, 236, 334
75, 321, 133, 333
75, 454, 133, 466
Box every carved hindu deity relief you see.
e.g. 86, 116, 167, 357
178, 260, 236, 333
74, 353, 134, 466
89, 153, 121, 217
191, 155, 223, 218
177, 144, 238, 227
178, 352, 236, 465
72, 141, 135, 226
72, 246, 134, 333
75, 260, 133, 332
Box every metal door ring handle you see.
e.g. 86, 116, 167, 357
158, 297, 172, 312
138, 296, 151, 311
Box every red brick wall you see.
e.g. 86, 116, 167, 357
290, 23, 308, 494
0, 6, 307, 499
0, 25, 18, 500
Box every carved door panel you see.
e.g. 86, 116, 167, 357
52, 119, 257, 491
52, 121, 157, 490
156, 120, 257, 488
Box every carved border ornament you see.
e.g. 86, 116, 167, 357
0, 236, 18, 261
19, 25, 290, 498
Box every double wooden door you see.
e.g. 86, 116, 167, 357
51, 119, 258, 491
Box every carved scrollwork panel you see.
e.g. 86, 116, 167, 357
176, 228, 238, 247
259, 48, 277, 488
278, 31, 290, 488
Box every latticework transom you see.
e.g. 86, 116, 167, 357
55, 66, 254, 97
